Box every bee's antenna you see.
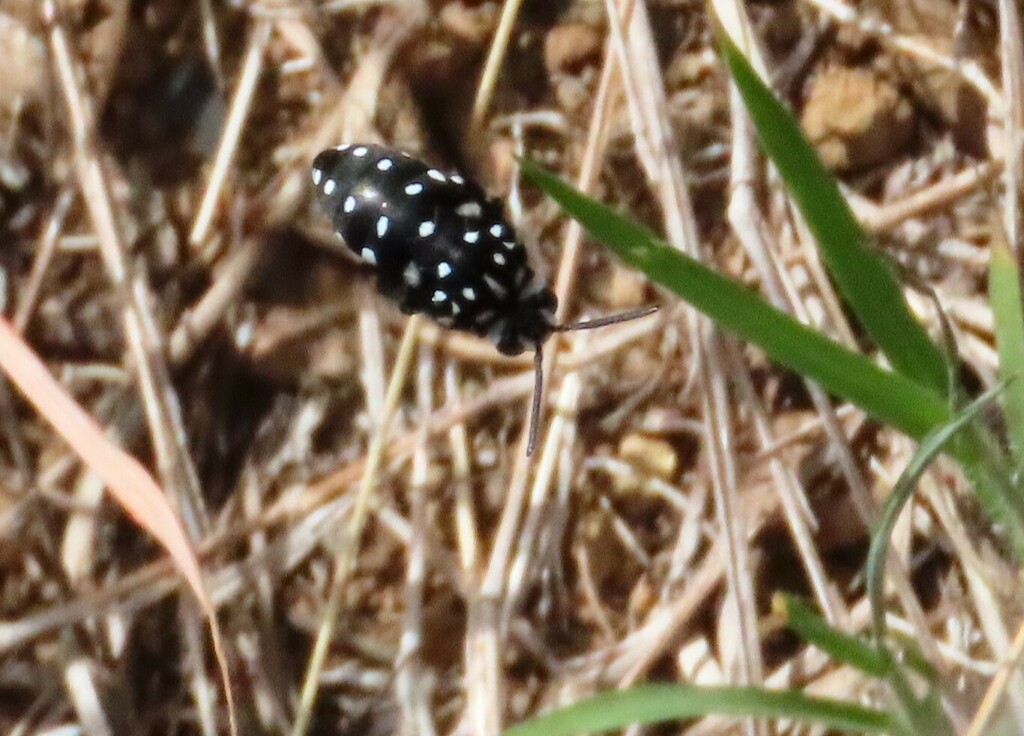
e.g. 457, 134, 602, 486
554, 305, 659, 333
527, 305, 656, 456
527, 344, 545, 456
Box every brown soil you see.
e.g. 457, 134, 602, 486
0, 1, 1017, 735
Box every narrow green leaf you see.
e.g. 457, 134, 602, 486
504, 684, 908, 736
522, 161, 1024, 559
867, 381, 1008, 646
990, 234, 1024, 467
859, 379, 1002, 736
778, 594, 890, 678
959, 428, 1024, 561
520, 159, 950, 441
717, 31, 949, 398
780, 593, 942, 734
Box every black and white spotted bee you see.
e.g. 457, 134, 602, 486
311, 143, 656, 453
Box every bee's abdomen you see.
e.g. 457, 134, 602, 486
312, 144, 541, 339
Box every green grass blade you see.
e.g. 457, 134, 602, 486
952, 424, 1024, 561
504, 683, 908, 736
867, 381, 1008, 646
858, 381, 1003, 735
522, 162, 1024, 557
777, 594, 890, 678
780, 593, 941, 733
990, 233, 1024, 467
717, 31, 949, 398
520, 159, 949, 440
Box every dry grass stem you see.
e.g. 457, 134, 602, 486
1, 0, 1020, 733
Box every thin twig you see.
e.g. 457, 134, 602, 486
14, 186, 75, 332
290, 315, 421, 736
168, 238, 261, 366
190, 20, 273, 249
395, 343, 437, 736
468, 0, 526, 141
628, 1, 765, 724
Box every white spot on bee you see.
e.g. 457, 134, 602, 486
493, 253, 507, 266
484, 274, 508, 298
523, 279, 549, 298
432, 290, 448, 303
464, 231, 479, 244
456, 201, 482, 218
335, 143, 351, 151
451, 174, 465, 185
234, 321, 254, 348
451, 302, 461, 316
418, 220, 436, 238
487, 318, 508, 344
503, 240, 516, 250
489, 223, 504, 237
352, 146, 368, 157
322, 179, 337, 196
437, 262, 453, 278
376, 215, 389, 238
376, 158, 394, 171
475, 309, 496, 325
427, 169, 446, 182
343, 195, 356, 213
462, 287, 477, 301
405, 182, 424, 196
312, 168, 323, 186
360, 247, 377, 265
404, 262, 421, 287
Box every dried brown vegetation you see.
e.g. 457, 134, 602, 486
0, 0, 1019, 735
